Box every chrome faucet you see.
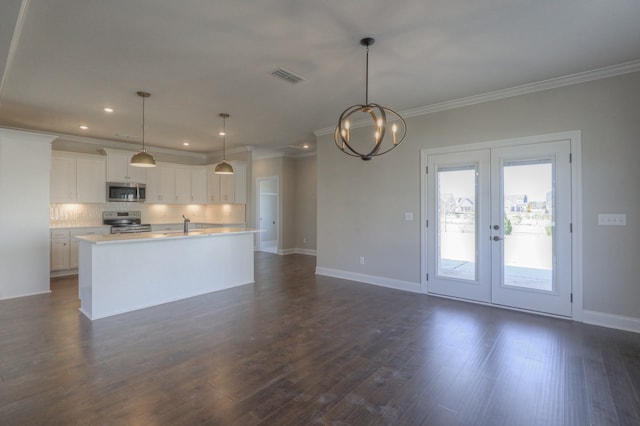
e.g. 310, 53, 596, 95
182, 215, 190, 233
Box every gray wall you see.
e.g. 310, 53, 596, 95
294, 155, 317, 252
282, 157, 296, 250
253, 154, 317, 253
317, 71, 640, 320
253, 156, 297, 252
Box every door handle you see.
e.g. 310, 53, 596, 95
492, 236, 503, 241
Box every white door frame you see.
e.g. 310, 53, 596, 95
256, 176, 280, 254
420, 131, 583, 320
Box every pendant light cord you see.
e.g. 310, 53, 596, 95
365, 44, 369, 105
222, 115, 226, 161
141, 95, 146, 151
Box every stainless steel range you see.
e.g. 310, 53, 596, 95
103, 211, 151, 234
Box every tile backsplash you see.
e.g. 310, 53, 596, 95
50, 202, 246, 227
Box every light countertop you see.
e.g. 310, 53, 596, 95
50, 224, 111, 229
51, 222, 245, 229
75, 227, 260, 245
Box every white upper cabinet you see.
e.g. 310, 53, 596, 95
105, 149, 146, 183
76, 158, 106, 203
207, 161, 247, 204
51, 152, 106, 203
191, 167, 207, 204
146, 165, 175, 203
148, 165, 208, 205
174, 167, 191, 203
51, 156, 75, 202
207, 168, 221, 203
145, 166, 162, 202
220, 174, 235, 203
51, 149, 247, 205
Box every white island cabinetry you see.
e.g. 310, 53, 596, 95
77, 228, 259, 320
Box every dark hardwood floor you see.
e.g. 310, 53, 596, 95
1, 252, 639, 425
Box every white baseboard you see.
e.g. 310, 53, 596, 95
315, 267, 421, 294
583, 310, 640, 333
50, 269, 78, 278
315, 269, 640, 334
293, 248, 316, 256
0, 290, 51, 301
272, 248, 317, 256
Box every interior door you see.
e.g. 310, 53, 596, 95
426, 140, 572, 317
257, 177, 279, 253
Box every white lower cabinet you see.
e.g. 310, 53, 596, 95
51, 228, 109, 273
51, 230, 70, 271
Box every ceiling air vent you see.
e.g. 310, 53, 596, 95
272, 68, 304, 84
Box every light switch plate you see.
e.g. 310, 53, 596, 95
405, 212, 414, 221
598, 214, 626, 226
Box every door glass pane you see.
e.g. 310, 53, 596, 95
437, 165, 477, 281
502, 160, 553, 291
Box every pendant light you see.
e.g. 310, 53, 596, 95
215, 113, 234, 175
130, 91, 156, 167
334, 37, 407, 160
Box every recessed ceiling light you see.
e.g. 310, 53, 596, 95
80, 125, 88, 130
103, 107, 114, 113
302, 143, 310, 149
219, 131, 226, 136
183, 142, 190, 146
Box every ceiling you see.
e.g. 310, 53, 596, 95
1, 0, 639, 157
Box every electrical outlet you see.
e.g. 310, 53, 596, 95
303, 237, 307, 243
360, 256, 365, 265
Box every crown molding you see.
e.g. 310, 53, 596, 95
253, 151, 286, 160
53, 132, 208, 159
314, 59, 640, 136
0, 0, 31, 101
252, 149, 316, 161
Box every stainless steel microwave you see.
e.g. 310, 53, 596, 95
106, 182, 146, 202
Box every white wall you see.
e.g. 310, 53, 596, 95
0, 129, 56, 299
317, 71, 640, 322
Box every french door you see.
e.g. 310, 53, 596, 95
425, 140, 572, 317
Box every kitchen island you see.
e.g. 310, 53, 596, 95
76, 227, 259, 320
